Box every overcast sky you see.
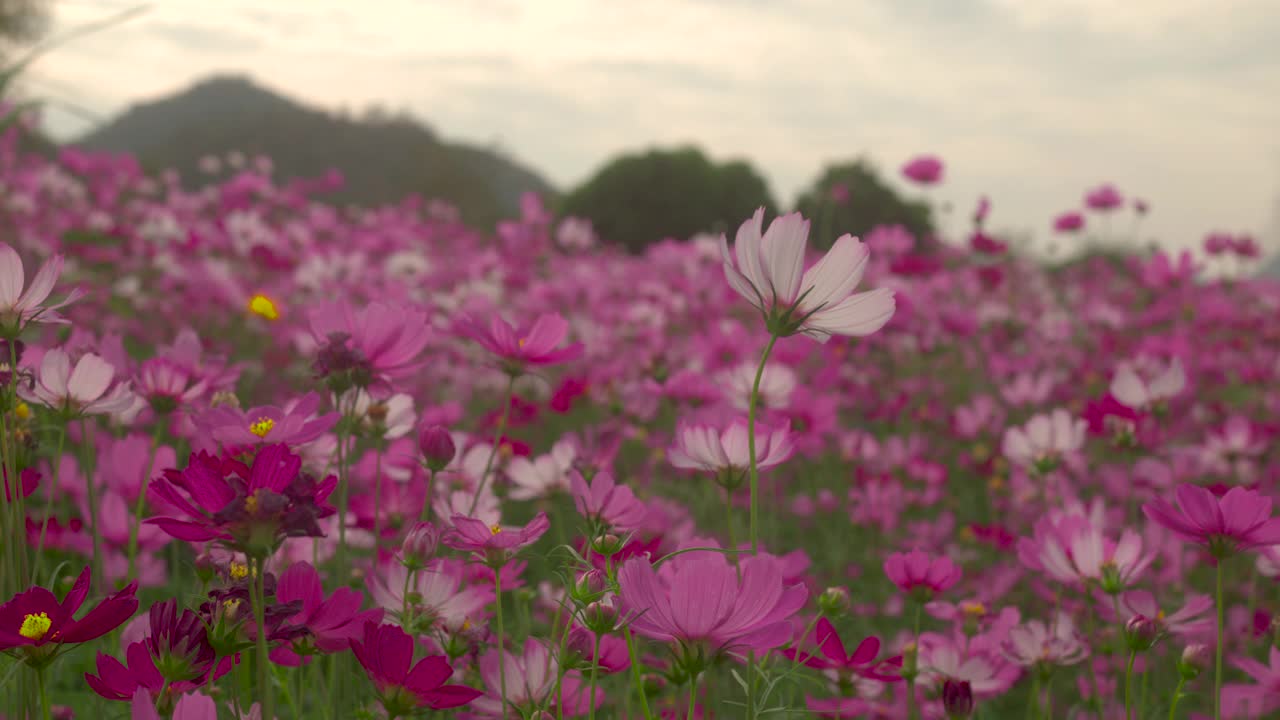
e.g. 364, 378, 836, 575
26, 0, 1280, 255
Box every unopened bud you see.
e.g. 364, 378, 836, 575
583, 601, 619, 634
571, 569, 608, 605
417, 425, 456, 472
1125, 615, 1160, 651
818, 587, 851, 618
1179, 643, 1210, 679
942, 679, 974, 718
399, 521, 440, 570
194, 553, 218, 584
591, 533, 625, 557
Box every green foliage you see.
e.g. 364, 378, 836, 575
559, 145, 778, 253
794, 158, 934, 249
75, 76, 553, 229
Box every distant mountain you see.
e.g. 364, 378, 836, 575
73, 75, 554, 227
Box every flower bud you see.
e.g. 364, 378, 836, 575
1125, 615, 1160, 651
591, 533, 625, 557
1179, 643, 1210, 679
818, 587, 851, 618
571, 569, 608, 606
399, 521, 440, 570
583, 601, 619, 634
418, 425, 456, 472
194, 553, 218, 584
942, 679, 974, 718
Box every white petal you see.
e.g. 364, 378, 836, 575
0, 243, 23, 308
734, 209, 769, 299
16, 254, 62, 312
798, 234, 869, 312
40, 348, 72, 396
67, 353, 114, 403
803, 288, 895, 337
760, 212, 808, 304
1110, 364, 1148, 409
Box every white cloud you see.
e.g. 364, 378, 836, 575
22, 0, 1280, 253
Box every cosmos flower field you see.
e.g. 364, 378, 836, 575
0, 116, 1279, 720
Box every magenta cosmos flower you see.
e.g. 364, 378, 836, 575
783, 617, 900, 681
456, 312, 583, 371
1143, 484, 1280, 558
0, 566, 138, 661
884, 550, 962, 599
445, 512, 550, 567
351, 622, 481, 714
1017, 514, 1150, 593
1084, 183, 1124, 211
147, 444, 337, 556
272, 561, 383, 665
617, 551, 807, 666
0, 242, 82, 336
1053, 211, 1085, 233
20, 348, 136, 417
901, 155, 944, 185
195, 392, 339, 447
720, 208, 896, 341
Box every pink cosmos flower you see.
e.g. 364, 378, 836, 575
1110, 358, 1185, 411
20, 348, 136, 417
271, 561, 383, 665
444, 512, 550, 566
667, 418, 794, 480
1118, 590, 1213, 638
901, 155, 944, 185
134, 358, 209, 414
129, 689, 217, 720
617, 551, 807, 657
470, 638, 599, 717
570, 470, 647, 530
884, 549, 962, 597
195, 392, 339, 448
1016, 514, 1150, 592
1003, 615, 1089, 667
506, 439, 576, 501
720, 208, 896, 341
371, 558, 494, 633
0, 242, 82, 334
1224, 646, 1280, 717
351, 623, 481, 713
1084, 183, 1124, 211
457, 312, 583, 369
1001, 409, 1085, 473
308, 300, 432, 386
1053, 212, 1085, 233
1142, 484, 1280, 556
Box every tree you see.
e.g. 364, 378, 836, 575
558, 145, 777, 252
794, 158, 934, 250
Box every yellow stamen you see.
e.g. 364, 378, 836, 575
230, 562, 250, 581
517, 338, 527, 347
222, 599, 241, 615
14, 402, 29, 420
244, 492, 260, 514
248, 294, 280, 321
961, 601, 987, 618
489, 524, 503, 535
461, 618, 472, 631
19, 612, 52, 640
249, 417, 275, 438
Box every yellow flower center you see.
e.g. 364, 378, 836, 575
248, 294, 280, 321
230, 562, 250, 581
517, 338, 527, 348
461, 618, 472, 631
19, 612, 51, 640
961, 601, 987, 618
249, 417, 275, 438
243, 491, 260, 515
222, 599, 241, 616
14, 402, 29, 420
489, 524, 503, 535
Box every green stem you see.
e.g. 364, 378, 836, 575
469, 376, 517, 516
587, 631, 603, 720
623, 626, 655, 720
35, 666, 50, 720
126, 420, 165, 580
1025, 673, 1040, 720
1124, 650, 1136, 720
275, 663, 301, 719
746, 332, 779, 554
1168, 676, 1186, 720
78, 418, 103, 590
496, 568, 508, 715
907, 601, 924, 720
687, 671, 700, 720
724, 487, 739, 569
400, 566, 416, 629
252, 556, 274, 720
30, 423, 65, 583
372, 438, 385, 551
1214, 558, 1224, 720
334, 419, 351, 576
